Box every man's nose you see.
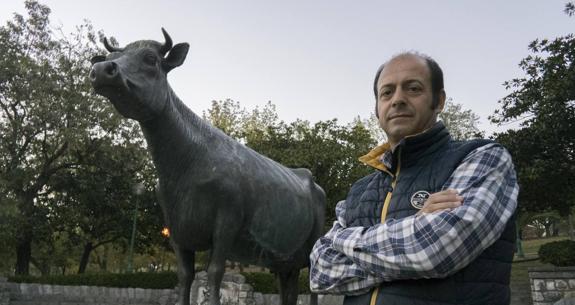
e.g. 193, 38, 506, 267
391, 89, 407, 106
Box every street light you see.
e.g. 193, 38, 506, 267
127, 182, 145, 273
160, 227, 170, 271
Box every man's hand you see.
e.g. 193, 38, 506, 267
416, 189, 463, 216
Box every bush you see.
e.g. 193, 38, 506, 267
8, 272, 178, 289
538, 240, 575, 266
9, 270, 312, 293
241, 270, 310, 294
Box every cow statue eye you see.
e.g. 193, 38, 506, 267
143, 53, 157, 65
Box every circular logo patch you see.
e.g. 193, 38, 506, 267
410, 190, 430, 209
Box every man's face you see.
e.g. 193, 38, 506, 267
376, 55, 444, 147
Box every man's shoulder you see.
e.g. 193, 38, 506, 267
347, 171, 382, 197
351, 171, 381, 187
446, 138, 504, 158
448, 138, 495, 150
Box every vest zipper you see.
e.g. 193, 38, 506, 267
369, 147, 402, 305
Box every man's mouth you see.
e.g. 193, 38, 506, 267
388, 113, 412, 120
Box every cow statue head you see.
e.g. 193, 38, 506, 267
90, 28, 189, 121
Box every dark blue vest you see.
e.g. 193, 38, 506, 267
343, 123, 516, 305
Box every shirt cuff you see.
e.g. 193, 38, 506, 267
332, 226, 366, 259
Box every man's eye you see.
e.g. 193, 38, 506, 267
408, 86, 422, 92
381, 90, 392, 98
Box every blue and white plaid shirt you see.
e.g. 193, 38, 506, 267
309, 143, 518, 295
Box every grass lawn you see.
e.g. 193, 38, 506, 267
519, 236, 569, 257
511, 236, 569, 288
509, 237, 570, 304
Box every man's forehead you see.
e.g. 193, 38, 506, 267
378, 55, 430, 86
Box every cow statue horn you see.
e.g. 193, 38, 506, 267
160, 28, 173, 55
103, 37, 123, 53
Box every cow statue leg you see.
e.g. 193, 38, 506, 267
206, 215, 240, 305
205, 250, 226, 305
278, 269, 300, 305
174, 246, 195, 305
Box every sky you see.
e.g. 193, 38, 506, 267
1, 0, 573, 135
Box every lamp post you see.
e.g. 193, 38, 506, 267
127, 182, 145, 273
160, 227, 170, 271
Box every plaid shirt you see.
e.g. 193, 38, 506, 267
309, 143, 518, 295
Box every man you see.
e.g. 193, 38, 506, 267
309, 52, 518, 305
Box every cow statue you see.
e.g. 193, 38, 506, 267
89, 29, 326, 305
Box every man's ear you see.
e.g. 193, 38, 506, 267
163, 43, 190, 72
436, 90, 446, 114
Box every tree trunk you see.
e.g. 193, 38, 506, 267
30, 257, 49, 276
15, 238, 32, 275
569, 214, 575, 241
78, 242, 93, 274
15, 196, 35, 275
97, 245, 109, 272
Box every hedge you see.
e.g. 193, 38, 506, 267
8, 272, 178, 289
241, 270, 310, 294
538, 239, 575, 267
8, 270, 311, 293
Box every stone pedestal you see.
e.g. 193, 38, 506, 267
529, 266, 575, 305
0, 277, 9, 305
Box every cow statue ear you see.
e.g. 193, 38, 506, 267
163, 43, 189, 72
91, 55, 106, 65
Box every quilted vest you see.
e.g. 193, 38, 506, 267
343, 123, 516, 305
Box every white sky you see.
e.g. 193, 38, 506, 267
2, 1, 573, 135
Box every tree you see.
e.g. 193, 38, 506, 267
491, 3, 575, 219
493, 3, 575, 242
202, 99, 246, 140
357, 115, 387, 144
439, 98, 484, 140
202, 99, 280, 144
48, 138, 159, 274
0, 1, 135, 274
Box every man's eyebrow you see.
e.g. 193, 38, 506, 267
403, 79, 424, 85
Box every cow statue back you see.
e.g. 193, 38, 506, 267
89, 28, 326, 305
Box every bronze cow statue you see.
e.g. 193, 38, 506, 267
89, 29, 326, 305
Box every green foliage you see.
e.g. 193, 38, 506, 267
241, 270, 310, 294
8, 272, 178, 289
565, 2, 575, 16
241, 272, 276, 294
439, 99, 483, 140
0, 0, 156, 275
492, 7, 575, 216
538, 240, 575, 266
8, 271, 310, 292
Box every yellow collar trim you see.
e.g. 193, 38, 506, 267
358, 142, 391, 171
359, 123, 440, 171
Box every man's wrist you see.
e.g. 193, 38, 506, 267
332, 226, 365, 257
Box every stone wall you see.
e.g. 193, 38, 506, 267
1, 279, 177, 305
0, 273, 342, 305
529, 266, 575, 305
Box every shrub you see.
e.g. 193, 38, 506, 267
538, 240, 575, 267
9, 270, 312, 293
8, 272, 178, 289
241, 272, 277, 294
241, 270, 310, 294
